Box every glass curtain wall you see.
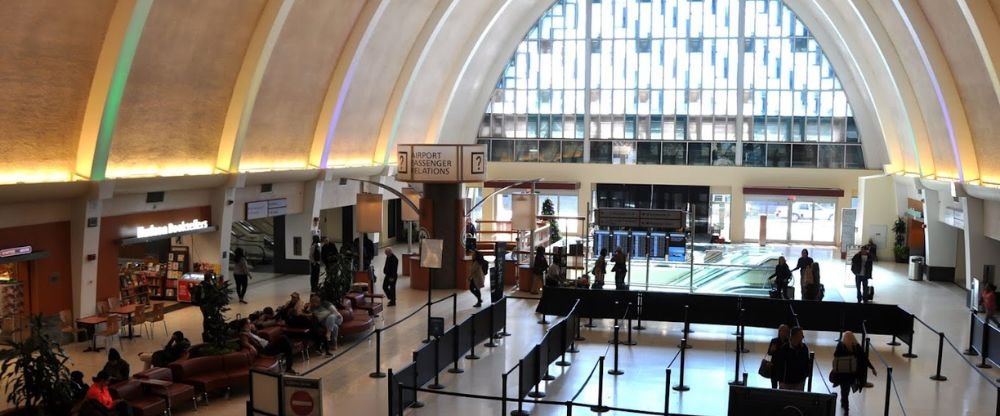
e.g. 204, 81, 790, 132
478, 0, 865, 169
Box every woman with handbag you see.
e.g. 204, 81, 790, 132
468, 251, 487, 307
763, 324, 789, 388
592, 248, 608, 289
830, 331, 876, 412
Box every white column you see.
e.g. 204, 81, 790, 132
734, 0, 747, 165
582, 0, 593, 163
70, 182, 113, 318
921, 188, 958, 275
961, 196, 1000, 290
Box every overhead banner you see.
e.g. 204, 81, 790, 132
396, 144, 487, 183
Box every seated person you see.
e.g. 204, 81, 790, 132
140, 331, 191, 369
278, 292, 311, 328
545, 256, 564, 287
254, 307, 283, 329
102, 348, 130, 384
84, 371, 133, 416
70, 370, 89, 402
307, 294, 342, 354
239, 318, 297, 374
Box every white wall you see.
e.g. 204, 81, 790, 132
858, 175, 898, 261
986, 200, 1000, 242
0, 200, 73, 229
103, 189, 213, 217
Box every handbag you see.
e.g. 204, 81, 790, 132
758, 358, 773, 379
832, 355, 857, 373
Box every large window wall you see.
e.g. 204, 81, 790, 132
478, 0, 864, 169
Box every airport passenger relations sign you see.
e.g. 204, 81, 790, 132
395, 144, 486, 183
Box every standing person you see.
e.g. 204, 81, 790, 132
531, 246, 548, 295
321, 238, 339, 280
866, 238, 879, 263
468, 251, 487, 307
309, 235, 323, 294
592, 248, 608, 289
612, 248, 628, 290
232, 247, 252, 304
851, 247, 874, 303
465, 219, 477, 251
85, 371, 133, 416
383, 247, 399, 306
767, 256, 792, 299
766, 325, 791, 388
101, 348, 130, 384
239, 319, 297, 374
789, 249, 814, 285
830, 331, 877, 412
772, 327, 810, 391
981, 283, 997, 318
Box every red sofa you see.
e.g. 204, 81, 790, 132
167, 349, 278, 403
132, 367, 198, 414
109, 379, 167, 416
339, 299, 374, 338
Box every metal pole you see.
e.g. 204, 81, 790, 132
429, 340, 444, 390
410, 366, 424, 408
966, 310, 980, 356
730, 334, 744, 386
636, 292, 646, 330
664, 368, 672, 415
452, 294, 457, 327
574, 314, 586, 342
424, 274, 432, 344
591, 356, 610, 413
501, 373, 508, 416
627, 233, 633, 289
585, 317, 596, 328
449, 327, 464, 374
511, 362, 527, 416
486, 304, 498, 348
610, 325, 624, 376
369, 329, 386, 378
538, 313, 549, 325
679, 305, 692, 349
673, 338, 690, 391
807, 351, 814, 392
930, 331, 948, 381
569, 315, 581, 354
387, 368, 394, 415
888, 334, 901, 346
645, 230, 651, 291
466, 316, 480, 359
884, 367, 893, 416
407, 220, 413, 254
981, 320, 993, 369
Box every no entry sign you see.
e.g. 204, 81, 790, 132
282, 376, 322, 416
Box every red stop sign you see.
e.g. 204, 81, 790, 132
289, 390, 314, 415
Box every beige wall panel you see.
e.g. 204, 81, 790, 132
0, 0, 116, 182
107, 0, 267, 178
916, 0, 1000, 180
326, 0, 438, 163
240, 0, 365, 170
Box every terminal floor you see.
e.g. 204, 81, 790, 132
19, 246, 997, 416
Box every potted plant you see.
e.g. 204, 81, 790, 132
542, 198, 562, 243
0, 315, 75, 415
892, 217, 908, 263
195, 277, 238, 356
317, 250, 355, 305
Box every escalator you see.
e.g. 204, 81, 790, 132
231, 220, 275, 266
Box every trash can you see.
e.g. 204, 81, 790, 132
909, 256, 925, 281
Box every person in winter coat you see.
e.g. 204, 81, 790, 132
612, 248, 628, 290
592, 248, 608, 289
531, 246, 548, 295
468, 251, 487, 307
766, 325, 791, 388
851, 246, 875, 303
772, 327, 810, 391
830, 331, 877, 412
383, 247, 399, 306
767, 256, 792, 299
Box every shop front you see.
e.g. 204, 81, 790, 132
0, 221, 73, 317
99, 207, 221, 308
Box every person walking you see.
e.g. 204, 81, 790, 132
309, 235, 323, 294
830, 331, 876, 413
468, 251, 487, 307
767, 256, 792, 299
383, 247, 399, 306
789, 249, 814, 284
766, 325, 791, 388
531, 246, 548, 295
612, 247, 628, 290
772, 327, 810, 391
851, 246, 874, 303
592, 248, 608, 289
232, 247, 252, 304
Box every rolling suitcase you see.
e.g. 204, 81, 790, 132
864, 286, 875, 302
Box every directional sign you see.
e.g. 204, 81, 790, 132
596, 208, 686, 229
283, 376, 322, 416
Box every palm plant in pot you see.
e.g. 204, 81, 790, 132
892, 217, 909, 263
195, 276, 238, 356
317, 250, 355, 306
0, 315, 76, 415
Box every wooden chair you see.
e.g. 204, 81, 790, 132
132, 304, 150, 339
96, 315, 123, 350
108, 297, 121, 309
148, 303, 167, 337
1, 316, 28, 345
59, 310, 87, 343
96, 300, 111, 316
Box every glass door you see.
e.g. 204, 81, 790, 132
744, 197, 837, 244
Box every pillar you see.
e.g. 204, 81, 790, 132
70, 182, 113, 318
421, 184, 466, 289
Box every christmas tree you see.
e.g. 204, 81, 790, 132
542, 198, 562, 243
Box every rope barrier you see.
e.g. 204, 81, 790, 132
399, 385, 684, 416
908, 310, 1000, 389
867, 341, 908, 416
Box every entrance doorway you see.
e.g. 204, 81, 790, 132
744, 197, 836, 244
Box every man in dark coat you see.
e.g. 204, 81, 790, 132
382, 247, 399, 306
851, 246, 875, 303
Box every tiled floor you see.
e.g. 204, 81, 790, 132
11, 245, 999, 415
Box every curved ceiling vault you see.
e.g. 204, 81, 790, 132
0, 0, 998, 189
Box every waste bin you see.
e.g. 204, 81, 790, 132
909, 256, 925, 281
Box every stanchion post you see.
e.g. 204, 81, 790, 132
511, 362, 528, 416
664, 368, 672, 414
590, 356, 610, 413
625, 301, 636, 346
501, 373, 508, 416
965, 310, 979, 356
466, 320, 480, 360
452, 294, 457, 327
609, 325, 624, 376
387, 368, 394, 414
486, 305, 498, 348
863, 339, 875, 389
429, 340, 445, 390
410, 367, 424, 408
566, 401, 573, 416
673, 339, 690, 391
980, 320, 993, 369
678, 305, 692, 349
557, 323, 571, 367
730, 335, 744, 386
574, 315, 586, 342
884, 367, 893, 416
585, 317, 596, 329
449, 329, 464, 374
636, 293, 646, 331
929, 331, 948, 381
424, 287, 432, 344
369, 329, 386, 378
887, 334, 901, 346
806, 351, 814, 392
538, 313, 549, 325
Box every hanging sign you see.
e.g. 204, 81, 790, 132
136, 220, 209, 239
0, 246, 32, 258
395, 144, 487, 183
247, 198, 288, 220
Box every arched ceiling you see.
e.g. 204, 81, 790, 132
0, 0, 998, 190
